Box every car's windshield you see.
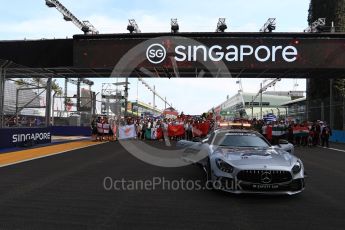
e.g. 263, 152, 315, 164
213, 133, 270, 148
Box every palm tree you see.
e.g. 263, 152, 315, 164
31, 77, 44, 88
15, 78, 62, 95
51, 79, 63, 96
15, 79, 29, 87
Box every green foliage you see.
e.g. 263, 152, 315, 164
51, 79, 63, 96
15, 79, 29, 86
14, 78, 63, 96
334, 79, 345, 98
31, 78, 43, 86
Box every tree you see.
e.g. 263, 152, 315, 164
31, 77, 44, 88
15, 79, 29, 87
335, 79, 345, 130
51, 79, 63, 96
308, 0, 345, 129
334, 79, 345, 97
15, 78, 63, 95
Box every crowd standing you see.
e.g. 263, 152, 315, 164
251, 119, 332, 148
91, 114, 214, 142
91, 116, 116, 141
3, 116, 43, 127
91, 114, 333, 148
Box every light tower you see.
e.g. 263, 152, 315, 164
127, 19, 141, 33
45, 0, 99, 34
260, 18, 276, 32
171, 18, 179, 33
304, 18, 326, 32
216, 18, 227, 32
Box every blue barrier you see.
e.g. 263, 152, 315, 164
51, 126, 91, 136
330, 130, 345, 143
0, 127, 52, 149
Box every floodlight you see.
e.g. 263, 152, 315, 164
216, 18, 227, 32
171, 18, 179, 33
260, 18, 276, 32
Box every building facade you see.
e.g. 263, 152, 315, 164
213, 92, 291, 120
281, 97, 306, 123
130, 101, 162, 117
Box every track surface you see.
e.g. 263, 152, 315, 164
0, 141, 344, 230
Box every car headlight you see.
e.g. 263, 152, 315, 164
292, 161, 302, 174
215, 158, 234, 173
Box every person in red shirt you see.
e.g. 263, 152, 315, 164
266, 123, 273, 143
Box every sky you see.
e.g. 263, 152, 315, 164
1, 0, 310, 114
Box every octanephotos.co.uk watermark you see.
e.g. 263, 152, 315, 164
103, 176, 242, 191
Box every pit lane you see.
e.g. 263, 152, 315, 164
0, 141, 344, 229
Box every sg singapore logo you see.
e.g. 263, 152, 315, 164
146, 43, 167, 64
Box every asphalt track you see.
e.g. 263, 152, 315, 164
0, 141, 344, 230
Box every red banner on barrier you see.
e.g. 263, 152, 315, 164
168, 125, 185, 137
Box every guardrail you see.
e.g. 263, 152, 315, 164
0, 127, 51, 149
0, 126, 91, 149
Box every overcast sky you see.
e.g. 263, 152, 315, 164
1, 0, 309, 114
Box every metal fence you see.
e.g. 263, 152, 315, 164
308, 97, 345, 130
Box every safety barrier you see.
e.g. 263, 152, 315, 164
51, 126, 91, 136
0, 127, 52, 149
330, 130, 345, 144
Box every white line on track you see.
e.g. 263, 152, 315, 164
319, 146, 345, 153
0, 142, 106, 169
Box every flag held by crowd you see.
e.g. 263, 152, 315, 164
144, 128, 164, 140
293, 125, 309, 137
119, 124, 136, 140
192, 122, 210, 137
263, 114, 277, 122
168, 125, 185, 137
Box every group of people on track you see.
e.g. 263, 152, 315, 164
91, 113, 332, 148
91, 114, 213, 142
252, 119, 332, 148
